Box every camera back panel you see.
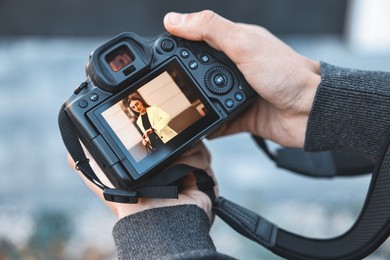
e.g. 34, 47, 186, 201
64, 32, 256, 189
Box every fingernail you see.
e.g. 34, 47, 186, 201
167, 12, 184, 25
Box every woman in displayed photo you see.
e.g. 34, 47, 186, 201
128, 96, 178, 151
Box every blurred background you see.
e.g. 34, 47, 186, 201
1, 0, 390, 259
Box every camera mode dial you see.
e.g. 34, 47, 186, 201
205, 66, 234, 95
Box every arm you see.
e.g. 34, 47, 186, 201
135, 117, 150, 146
305, 62, 390, 160
150, 105, 171, 134
113, 205, 234, 260
136, 117, 146, 134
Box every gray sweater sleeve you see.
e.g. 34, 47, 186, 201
305, 62, 390, 160
112, 204, 234, 260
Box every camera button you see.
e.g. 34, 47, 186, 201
234, 92, 244, 101
189, 60, 198, 70
225, 99, 234, 108
89, 93, 99, 102
200, 54, 210, 63
161, 39, 174, 52
180, 49, 190, 58
78, 99, 88, 108
214, 74, 227, 87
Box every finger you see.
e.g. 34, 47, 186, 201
181, 142, 210, 161
207, 100, 261, 139
67, 155, 104, 197
207, 115, 249, 139
172, 143, 219, 196
178, 166, 219, 199
164, 10, 240, 56
67, 154, 118, 214
174, 147, 210, 171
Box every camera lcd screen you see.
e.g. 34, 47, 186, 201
105, 45, 135, 72
95, 59, 220, 176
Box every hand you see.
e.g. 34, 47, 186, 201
164, 10, 321, 148
141, 137, 150, 146
145, 128, 154, 136
67, 142, 218, 222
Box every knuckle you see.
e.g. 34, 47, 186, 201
199, 10, 216, 23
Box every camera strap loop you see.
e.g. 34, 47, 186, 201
106, 164, 216, 203
139, 163, 216, 201
58, 104, 108, 190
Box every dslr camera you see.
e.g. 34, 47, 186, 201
62, 32, 256, 190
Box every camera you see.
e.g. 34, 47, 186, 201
62, 32, 256, 190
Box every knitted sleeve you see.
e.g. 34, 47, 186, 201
112, 204, 235, 260
305, 62, 390, 160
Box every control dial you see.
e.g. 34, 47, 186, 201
205, 66, 234, 95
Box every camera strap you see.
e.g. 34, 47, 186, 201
212, 131, 390, 259
58, 104, 216, 203
252, 135, 374, 178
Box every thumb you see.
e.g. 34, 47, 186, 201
163, 10, 239, 53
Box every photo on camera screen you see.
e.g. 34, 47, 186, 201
101, 67, 208, 164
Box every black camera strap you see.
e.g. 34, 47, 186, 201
103, 163, 216, 203
58, 104, 106, 189
213, 132, 390, 260
252, 135, 374, 178
210, 136, 379, 259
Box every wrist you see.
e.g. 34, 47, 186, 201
297, 58, 321, 115
281, 58, 320, 148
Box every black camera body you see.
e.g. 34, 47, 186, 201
63, 32, 256, 190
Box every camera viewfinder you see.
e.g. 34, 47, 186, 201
105, 45, 135, 72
